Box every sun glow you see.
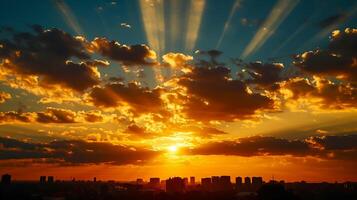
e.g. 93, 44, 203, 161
168, 145, 178, 153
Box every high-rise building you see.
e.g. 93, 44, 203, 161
244, 177, 251, 185
166, 177, 185, 192
48, 176, 54, 183
40, 176, 46, 183
1, 174, 11, 184
201, 178, 211, 191
94, 177, 97, 182
190, 176, 195, 185
220, 176, 232, 191
149, 177, 160, 189
236, 177, 243, 185
183, 177, 188, 186
136, 178, 143, 184
252, 177, 263, 185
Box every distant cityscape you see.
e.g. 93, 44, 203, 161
1, 173, 357, 200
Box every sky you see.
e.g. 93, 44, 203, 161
0, 0, 356, 182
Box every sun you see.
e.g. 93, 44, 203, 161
168, 145, 178, 153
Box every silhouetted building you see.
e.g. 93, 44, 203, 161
40, 176, 46, 183
236, 177, 242, 185
245, 177, 251, 185
183, 177, 188, 186
211, 176, 220, 191
190, 176, 195, 185
220, 176, 232, 191
93, 177, 97, 182
136, 178, 143, 184
149, 177, 160, 189
201, 178, 211, 191
48, 176, 54, 183
166, 177, 185, 192
1, 174, 11, 184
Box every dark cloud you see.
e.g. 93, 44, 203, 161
0, 137, 159, 165
124, 124, 153, 139
308, 135, 357, 150
280, 77, 357, 110
318, 14, 347, 29
189, 136, 311, 157
0, 111, 34, 123
294, 28, 357, 83
36, 107, 77, 123
188, 134, 357, 160
89, 37, 157, 66
243, 62, 285, 89
83, 111, 103, 122
0, 26, 102, 92
89, 82, 165, 115
177, 66, 275, 121
0, 108, 105, 124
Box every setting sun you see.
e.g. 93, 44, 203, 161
168, 145, 178, 153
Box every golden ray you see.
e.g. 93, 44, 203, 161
185, 0, 206, 51
241, 0, 300, 59
53, 0, 84, 36
216, 0, 242, 49
139, 0, 165, 56
168, 0, 180, 50
139, 0, 166, 83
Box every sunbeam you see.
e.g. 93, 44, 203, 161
53, 0, 84, 36
241, 0, 300, 59
139, 0, 166, 83
185, 0, 206, 52
216, 0, 242, 49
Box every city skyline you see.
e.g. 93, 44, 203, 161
0, 0, 357, 183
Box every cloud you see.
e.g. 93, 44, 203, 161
189, 136, 311, 157
188, 134, 357, 160
307, 135, 357, 150
36, 107, 77, 123
162, 52, 193, 69
89, 37, 157, 66
0, 137, 159, 165
0, 108, 106, 124
0, 111, 35, 123
0, 26, 102, 92
194, 127, 227, 138
89, 82, 164, 115
294, 28, 357, 83
124, 124, 154, 139
280, 77, 357, 110
318, 14, 347, 29
176, 66, 276, 121
120, 23, 131, 29
0, 91, 11, 103
243, 61, 285, 89
82, 110, 103, 122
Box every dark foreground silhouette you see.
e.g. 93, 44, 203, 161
1, 180, 357, 200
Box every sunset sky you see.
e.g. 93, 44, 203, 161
0, 0, 356, 182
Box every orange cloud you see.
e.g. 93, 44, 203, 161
0, 91, 11, 103
280, 77, 357, 110
176, 66, 276, 121
294, 28, 357, 83
89, 37, 157, 66
89, 82, 165, 115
